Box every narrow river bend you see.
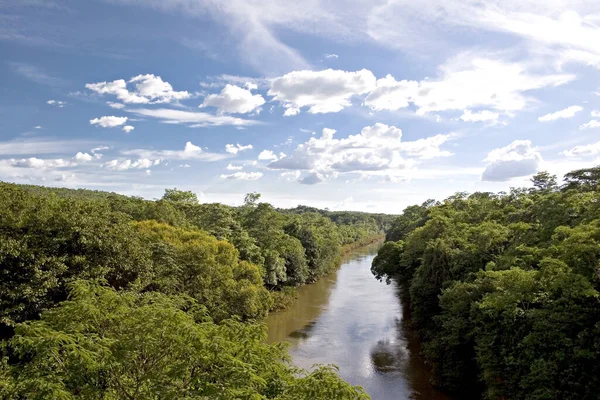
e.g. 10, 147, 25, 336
266, 242, 452, 400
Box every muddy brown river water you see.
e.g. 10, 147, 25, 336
266, 242, 454, 400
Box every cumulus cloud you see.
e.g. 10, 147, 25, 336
125, 108, 259, 127
122, 141, 228, 162
268, 69, 376, 115
538, 105, 583, 122
460, 110, 499, 122
267, 123, 453, 182
482, 140, 542, 182
9, 157, 73, 169
220, 171, 263, 180
258, 150, 278, 161
562, 141, 600, 157
201, 84, 265, 114
324, 53, 339, 59
122, 125, 135, 133
364, 55, 574, 114
86, 74, 190, 104
592, 110, 600, 118
226, 163, 243, 170
580, 120, 600, 130
103, 158, 157, 171
74, 152, 93, 162
363, 75, 418, 111
90, 116, 128, 128
47, 100, 66, 107
225, 143, 253, 154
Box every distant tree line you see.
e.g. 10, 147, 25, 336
372, 166, 600, 399
0, 182, 387, 399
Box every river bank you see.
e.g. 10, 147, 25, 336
269, 234, 386, 312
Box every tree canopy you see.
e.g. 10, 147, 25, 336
372, 167, 600, 399
0, 181, 386, 399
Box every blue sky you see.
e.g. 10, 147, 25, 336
2, 0, 600, 213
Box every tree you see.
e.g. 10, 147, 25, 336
3, 281, 370, 399
162, 188, 199, 205
372, 170, 600, 398
530, 171, 557, 192
563, 166, 600, 191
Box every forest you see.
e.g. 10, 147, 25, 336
372, 166, 600, 399
0, 182, 391, 399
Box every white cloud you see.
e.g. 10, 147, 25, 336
33, 126, 42, 129
267, 123, 453, 182
180, 164, 191, 168
201, 84, 265, 114
580, 120, 600, 130
226, 163, 243, 170
122, 141, 229, 161
122, 125, 135, 133
538, 105, 583, 122
90, 116, 128, 128
107, 102, 125, 109
592, 110, 600, 118
86, 74, 190, 104
10, 157, 73, 169
280, 170, 301, 180
363, 75, 418, 111
225, 143, 253, 154
460, 109, 499, 122
91, 146, 109, 153
258, 150, 278, 161
268, 69, 376, 115
74, 152, 93, 162
365, 0, 600, 70
220, 171, 263, 180
364, 55, 574, 114
103, 158, 156, 171
47, 100, 66, 107
324, 53, 339, 59
125, 108, 259, 127
199, 74, 271, 90
482, 140, 542, 182
562, 141, 600, 157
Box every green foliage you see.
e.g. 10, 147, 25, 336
0, 182, 383, 397
162, 187, 200, 204
373, 168, 600, 399
0, 184, 151, 328
135, 220, 272, 321
2, 282, 369, 399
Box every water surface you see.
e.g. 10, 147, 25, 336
266, 243, 452, 400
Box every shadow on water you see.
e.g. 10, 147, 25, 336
265, 242, 456, 400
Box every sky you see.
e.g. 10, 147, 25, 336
2, 0, 600, 213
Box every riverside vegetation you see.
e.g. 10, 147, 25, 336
372, 167, 600, 400
0, 182, 393, 399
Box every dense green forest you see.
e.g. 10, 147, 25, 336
0, 182, 390, 399
372, 167, 600, 399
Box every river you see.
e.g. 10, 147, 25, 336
266, 242, 453, 400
